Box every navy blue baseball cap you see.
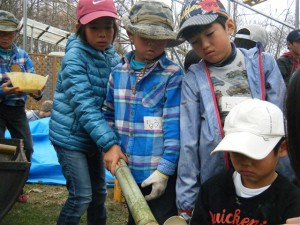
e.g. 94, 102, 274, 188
177, 0, 229, 39
287, 29, 300, 43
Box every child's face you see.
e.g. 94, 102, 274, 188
84, 17, 115, 51
229, 141, 287, 189
0, 31, 16, 50
188, 19, 234, 64
129, 34, 168, 62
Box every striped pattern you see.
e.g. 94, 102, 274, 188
104, 51, 183, 183
0, 43, 35, 106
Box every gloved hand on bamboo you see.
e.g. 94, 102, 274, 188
141, 170, 169, 201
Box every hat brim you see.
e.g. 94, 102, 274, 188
123, 15, 183, 47
211, 132, 282, 160
177, 14, 218, 40
0, 25, 18, 32
80, 11, 119, 25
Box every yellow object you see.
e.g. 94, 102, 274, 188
113, 178, 125, 203
163, 216, 187, 225
6, 72, 48, 94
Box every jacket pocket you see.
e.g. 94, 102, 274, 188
142, 82, 166, 108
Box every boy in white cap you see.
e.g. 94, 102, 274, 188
103, 0, 184, 224
190, 98, 300, 225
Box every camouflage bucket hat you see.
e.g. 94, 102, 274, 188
0, 10, 19, 32
123, 0, 183, 47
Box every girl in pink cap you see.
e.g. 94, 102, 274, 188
49, 0, 126, 224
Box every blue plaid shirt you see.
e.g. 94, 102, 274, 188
104, 51, 183, 183
0, 43, 35, 106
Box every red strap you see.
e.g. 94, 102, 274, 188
258, 48, 265, 100
178, 209, 193, 215
203, 62, 230, 170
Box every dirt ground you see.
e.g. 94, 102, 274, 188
1, 183, 128, 225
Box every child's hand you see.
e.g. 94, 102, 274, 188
103, 144, 127, 176
141, 170, 169, 201
284, 217, 300, 224
1, 80, 23, 95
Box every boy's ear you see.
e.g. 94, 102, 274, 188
225, 18, 235, 36
278, 139, 288, 158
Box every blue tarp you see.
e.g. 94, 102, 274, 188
5, 117, 114, 187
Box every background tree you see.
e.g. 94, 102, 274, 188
0, 0, 296, 62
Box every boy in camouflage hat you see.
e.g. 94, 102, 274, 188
103, 1, 184, 224
0, 10, 44, 202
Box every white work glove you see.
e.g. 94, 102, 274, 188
141, 170, 169, 201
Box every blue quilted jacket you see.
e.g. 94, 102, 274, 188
49, 34, 121, 152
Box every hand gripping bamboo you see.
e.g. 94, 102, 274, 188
115, 159, 159, 225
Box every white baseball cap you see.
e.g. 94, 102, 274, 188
211, 98, 285, 160
234, 24, 268, 49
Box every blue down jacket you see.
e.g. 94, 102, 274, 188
49, 34, 120, 152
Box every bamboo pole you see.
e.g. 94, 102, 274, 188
115, 159, 159, 225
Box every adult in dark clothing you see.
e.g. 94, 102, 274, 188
286, 68, 300, 185
285, 66, 300, 225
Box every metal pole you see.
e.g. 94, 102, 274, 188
230, 0, 295, 29
22, 0, 27, 51
30, 26, 33, 53
227, 0, 231, 16
296, 0, 299, 29
171, 48, 184, 69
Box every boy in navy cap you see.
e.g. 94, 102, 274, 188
277, 29, 300, 86
175, 0, 291, 222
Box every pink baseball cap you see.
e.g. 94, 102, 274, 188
76, 0, 119, 25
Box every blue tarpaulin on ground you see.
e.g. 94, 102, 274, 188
5, 117, 114, 187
